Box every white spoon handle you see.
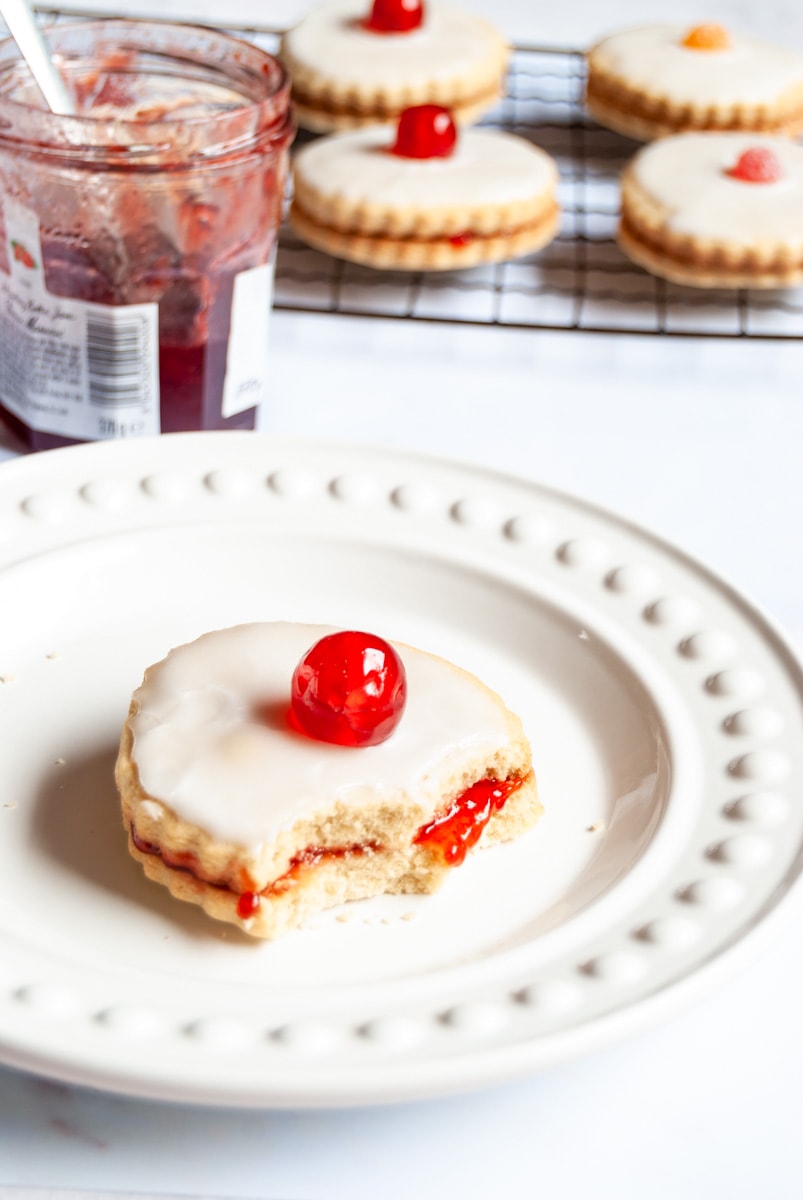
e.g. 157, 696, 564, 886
0, 0, 75, 114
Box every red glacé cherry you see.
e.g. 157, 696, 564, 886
365, 0, 424, 33
728, 147, 783, 184
290, 631, 407, 747
392, 105, 457, 159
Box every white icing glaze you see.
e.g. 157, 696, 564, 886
130, 623, 514, 847
591, 24, 803, 106
283, 0, 505, 89
294, 127, 557, 208
632, 133, 803, 246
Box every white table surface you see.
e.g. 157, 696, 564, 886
1, 2, 802, 1198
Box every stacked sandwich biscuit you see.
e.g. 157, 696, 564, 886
586, 22, 803, 288
280, 6, 803, 288
281, 0, 562, 270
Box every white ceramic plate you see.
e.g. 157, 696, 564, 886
0, 432, 801, 1108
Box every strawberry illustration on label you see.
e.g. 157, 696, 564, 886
11, 240, 37, 269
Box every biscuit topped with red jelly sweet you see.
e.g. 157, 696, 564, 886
290, 104, 561, 271
280, 0, 509, 131
618, 132, 803, 289
115, 622, 542, 938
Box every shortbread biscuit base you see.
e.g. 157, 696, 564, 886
279, 1, 509, 134
586, 71, 803, 142
292, 167, 554, 239
281, 46, 507, 123
617, 219, 803, 288
619, 164, 803, 288
289, 198, 560, 270
124, 773, 542, 940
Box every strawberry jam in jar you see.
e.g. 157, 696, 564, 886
0, 20, 293, 449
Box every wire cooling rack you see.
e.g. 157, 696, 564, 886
35, 19, 803, 339
264, 41, 801, 343
270, 42, 803, 340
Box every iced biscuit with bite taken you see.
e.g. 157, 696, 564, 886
115, 623, 542, 939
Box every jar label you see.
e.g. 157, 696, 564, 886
0, 197, 161, 440
222, 260, 274, 420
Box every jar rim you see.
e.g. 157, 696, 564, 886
0, 18, 292, 155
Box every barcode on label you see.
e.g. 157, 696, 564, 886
86, 310, 154, 409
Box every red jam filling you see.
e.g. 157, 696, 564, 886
265, 842, 382, 896
413, 775, 525, 866
131, 828, 202, 875
236, 891, 262, 919
237, 843, 383, 917
131, 773, 525, 918
131, 829, 382, 918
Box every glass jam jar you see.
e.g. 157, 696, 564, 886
0, 20, 293, 450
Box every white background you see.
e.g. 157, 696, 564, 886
1, 2, 802, 1198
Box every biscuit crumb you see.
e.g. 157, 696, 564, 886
401, 911, 417, 922
55, 757, 66, 766
0, 674, 16, 685
45, 651, 60, 660
3, 801, 18, 810
587, 819, 606, 834
335, 913, 352, 924
578, 630, 590, 642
